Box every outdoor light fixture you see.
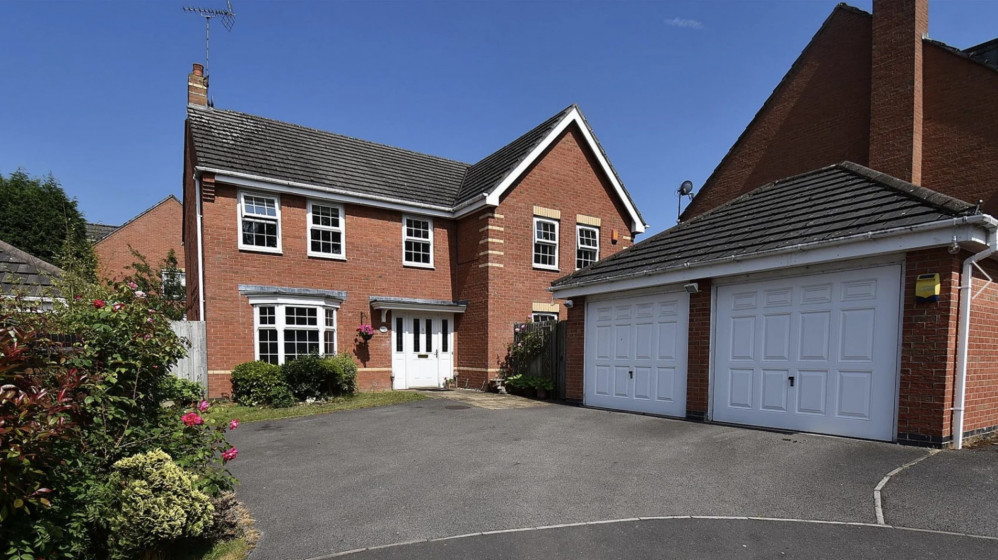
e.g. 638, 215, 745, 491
563, 299, 575, 308
684, 282, 699, 294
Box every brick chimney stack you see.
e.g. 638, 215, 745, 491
869, 0, 928, 184
188, 63, 208, 107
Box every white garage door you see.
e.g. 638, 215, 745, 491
713, 265, 901, 441
585, 292, 688, 417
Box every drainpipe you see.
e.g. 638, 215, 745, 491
953, 223, 998, 449
195, 175, 206, 321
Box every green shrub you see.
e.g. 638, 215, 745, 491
95, 449, 214, 560
504, 373, 554, 394
267, 385, 295, 408
280, 353, 330, 401
323, 353, 358, 396
157, 375, 205, 406
230, 361, 284, 406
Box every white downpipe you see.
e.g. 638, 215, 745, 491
953, 226, 998, 449
195, 175, 206, 321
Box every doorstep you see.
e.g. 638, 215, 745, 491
411, 388, 549, 410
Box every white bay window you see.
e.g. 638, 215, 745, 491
247, 293, 341, 364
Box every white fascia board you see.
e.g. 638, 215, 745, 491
453, 195, 495, 219
551, 216, 997, 298
198, 167, 454, 218
482, 107, 646, 234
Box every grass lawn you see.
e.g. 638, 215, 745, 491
205, 391, 428, 424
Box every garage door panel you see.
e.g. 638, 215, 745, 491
763, 314, 791, 361
837, 370, 873, 419
728, 369, 754, 408
839, 309, 875, 361
799, 312, 830, 360
796, 370, 827, 415
713, 265, 900, 441
761, 369, 789, 411
730, 317, 756, 361
585, 292, 689, 417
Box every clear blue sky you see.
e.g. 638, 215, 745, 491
3, 0, 998, 237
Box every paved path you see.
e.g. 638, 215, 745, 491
413, 388, 549, 409
226, 398, 997, 560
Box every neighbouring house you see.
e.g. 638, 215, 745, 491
552, 0, 998, 448
181, 63, 645, 397
94, 195, 184, 283
1, 238, 63, 308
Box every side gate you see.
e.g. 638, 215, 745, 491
169, 320, 207, 392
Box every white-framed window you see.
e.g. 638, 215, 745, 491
533, 217, 559, 270
307, 201, 345, 259
251, 297, 338, 364
403, 215, 433, 268
531, 312, 558, 323
238, 191, 281, 253
576, 225, 600, 269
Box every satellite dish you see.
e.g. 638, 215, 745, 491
677, 180, 695, 223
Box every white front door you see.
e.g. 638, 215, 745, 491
585, 291, 689, 417
392, 314, 454, 389
712, 265, 901, 441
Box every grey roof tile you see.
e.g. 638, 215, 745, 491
552, 162, 978, 289
0, 239, 63, 297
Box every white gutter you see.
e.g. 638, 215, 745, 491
551, 214, 996, 298
195, 175, 206, 321
953, 223, 998, 449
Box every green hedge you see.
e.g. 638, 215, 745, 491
230, 361, 285, 406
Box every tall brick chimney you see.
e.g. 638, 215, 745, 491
869, 0, 928, 184
188, 63, 208, 107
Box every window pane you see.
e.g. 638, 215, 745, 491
406, 218, 430, 239
396, 317, 403, 352
577, 248, 597, 269
425, 319, 432, 353
442, 319, 448, 352
310, 229, 342, 255
534, 242, 556, 266
413, 318, 420, 352
285, 329, 319, 360
533, 313, 557, 322
405, 240, 431, 264
535, 220, 556, 241
259, 328, 278, 364
312, 204, 340, 228
325, 309, 335, 328
324, 330, 336, 355
244, 195, 277, 217
242, 218, 278, 247
259, 306, 276, 325
286, 307, 317, 326
578, 227, 598, 249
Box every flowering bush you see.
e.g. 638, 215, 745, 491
356, 324, 375, 341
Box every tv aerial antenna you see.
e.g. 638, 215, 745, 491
677, 180, 695, 223
183, 0, 236, 98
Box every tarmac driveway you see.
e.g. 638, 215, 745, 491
226, 396, 995, 560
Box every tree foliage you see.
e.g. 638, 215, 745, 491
0, 169, 89, 268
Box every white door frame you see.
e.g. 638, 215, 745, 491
391, 312, 454, 389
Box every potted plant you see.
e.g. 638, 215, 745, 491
356, 324, 375, 342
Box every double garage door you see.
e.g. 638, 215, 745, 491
585, 265, 902, 441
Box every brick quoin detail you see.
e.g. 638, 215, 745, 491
95, 197, 183, 282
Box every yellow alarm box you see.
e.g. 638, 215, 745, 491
915, 273, 940, 302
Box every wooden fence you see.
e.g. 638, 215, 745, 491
169, 320, 207, 391
512, 320, 568, 399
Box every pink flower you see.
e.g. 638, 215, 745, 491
198, 400, 210, 412
128, 281, 138, 290
147, 308, 156, 314
143, 334, 152, 340
134, 290, 146, 298
181, 412, 204, 427
74, 294, 82, 301
147, 318, 154, 324
229, 419, 239, 430
93, 299, 105, 309
112, 303, 125, 312
222, 447, 238, 462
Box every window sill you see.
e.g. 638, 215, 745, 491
533, 265, 560, 272
239, 245, 283, 255
403, 262, 435, 270
308, 252, 347, 261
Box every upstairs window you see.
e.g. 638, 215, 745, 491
403, 216, 433, 267
533, 217, 559, 270
308, 201, 345, 259
239, 191, 281, 252
576, 225, 599, 269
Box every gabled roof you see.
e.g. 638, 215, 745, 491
552, 162, 985, 292
187, 105, 645, 231
95, 195, 181, 246
0, 239, 63, 297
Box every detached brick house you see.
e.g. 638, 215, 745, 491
553, 0, 998, 448
94, 195, 183, 282
181, 64, 645, 397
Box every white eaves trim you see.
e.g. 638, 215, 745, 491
481, 106, 647, 234
551, 215, 998, 298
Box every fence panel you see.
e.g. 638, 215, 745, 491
170, 320, 207, 390
512, 320, 568, 399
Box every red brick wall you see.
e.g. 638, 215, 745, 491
200, 184, 455, 396
564, 295, 586, 402
897, 249, 961, 445
452, 209, 494, 389
922, 44, 998, 217
182, 128, 202, 321
963, 258, 998, 437
683, 7, 872, 219
869, 0, 927, 183
96, 197, 183, 282
473, 125, 635, 387
685, 278, 712, 419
